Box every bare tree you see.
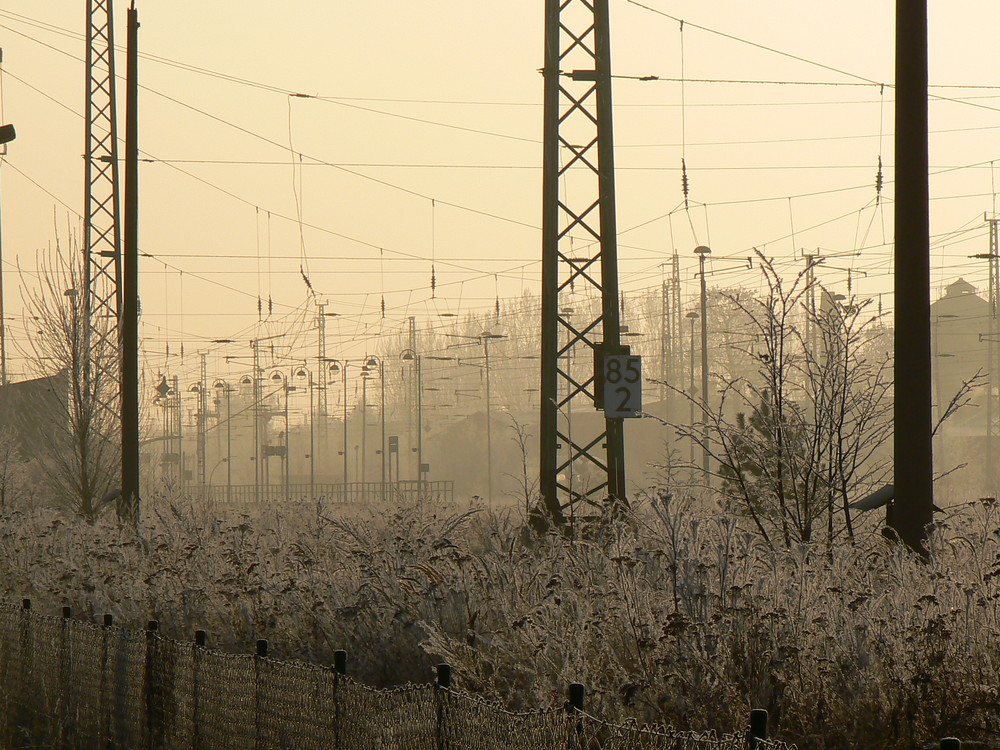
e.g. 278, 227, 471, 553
16, 245, 120, 519
503, 413, 538, 514
656, 252, 893, 547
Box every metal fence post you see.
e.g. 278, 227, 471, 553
748, 708, 768, 749
435, 663, 451, 750
59, 607, 73, 746
333, 649, 346, 750
255, 639, 268, 750
144, 620, 159, 750
567, 683, 584, 750
16, 599, 32, 744
941, 739, 961, 750
193, 630, 206, 750
101, 614, 113, 749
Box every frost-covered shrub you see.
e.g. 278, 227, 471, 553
0, 493, 997, 749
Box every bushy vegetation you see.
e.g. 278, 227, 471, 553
0, 494, 997, 748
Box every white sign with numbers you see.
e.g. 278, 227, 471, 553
603, 354, 642, 418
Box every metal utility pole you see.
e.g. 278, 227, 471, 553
401, 349, 423, 489
481, 332, 506, 504
196, 352, 207, 491
252, 341, 261, 502
972, 217, 1000, 492
120, 4, 139, 520
695, 246, 711, 480
216, 380, 232, 503
316, 301, 328, 417
891, 0, 934, 555
687, 311, 698, 464
990, 218, 1000, 492
0, 93, 15, 387
173, 375, 183, 488
658, 255, 683, 407
361, 369, 368, 484
364, 356, 386, 487
341, 363, 349, 488
84, 0, 123, 418
283, 376, 290, 500
540, 0, 627, 527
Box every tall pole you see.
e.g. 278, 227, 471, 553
225, 385, 232, 503
342, 363, 349, 490
120, 5, 140, 520
484, 337, 494, 505
539, 0, 627, 527
659, 280, 668, 403
696, 247, 711, 481
687, 312, 698, 465
196, 352, 207, 491
252, 342, 261, 502
416, 355, 423, 490
595, 0, 626, 505
0, 165, 5, 385
0, 91, 13, 387
175, 375, 184, 489
379, 359, 386, 488
891, 0, 933, 554
309, 371, 315, 500
361, 372, 368, 484
284, 378, 290, 500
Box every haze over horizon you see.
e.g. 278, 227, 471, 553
0, 1, 998, 385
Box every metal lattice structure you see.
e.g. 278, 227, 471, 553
660, 253, 682, 402
539, 0, 626, 526
984, 216, 1000, 486
84, 0, 122, 410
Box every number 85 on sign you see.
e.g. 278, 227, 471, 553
603, 354, 642, 418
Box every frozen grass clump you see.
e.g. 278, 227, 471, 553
0, 493, 997, 748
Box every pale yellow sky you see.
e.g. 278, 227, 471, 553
1, 1, 998, 383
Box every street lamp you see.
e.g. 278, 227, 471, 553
0, 122, 14, 387
294, 366, 315, 500
686, 310, 699, 466
401, 349, 423, 492
327, 359, 349, 496
214, 379, 233, 503
188, 382, 204, 493
480, 332, 507, 504
270, 370, 293, 500
694, 245, 712, 481
365, 356, 386, 490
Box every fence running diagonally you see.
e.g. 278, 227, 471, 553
0, 602, 794, 749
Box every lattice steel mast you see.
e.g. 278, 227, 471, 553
539, 0, 626, 526
84, 0, 123, 410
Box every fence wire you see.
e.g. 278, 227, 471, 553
0, 603, 793, 749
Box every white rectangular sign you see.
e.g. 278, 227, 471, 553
603, 354, 642, 418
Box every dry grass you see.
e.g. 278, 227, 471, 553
0, 493, 997, 749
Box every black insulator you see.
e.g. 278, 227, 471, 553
681, 158, 690, 197
875, 156, 884, 203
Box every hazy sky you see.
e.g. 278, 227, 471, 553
1, 1, 999, 383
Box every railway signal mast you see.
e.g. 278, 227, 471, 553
539, 0, 635, 528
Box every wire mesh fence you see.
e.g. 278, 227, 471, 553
0, 601, 795, 750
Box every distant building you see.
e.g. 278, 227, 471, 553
0, 372, 67, 458
930, 278, 990, 434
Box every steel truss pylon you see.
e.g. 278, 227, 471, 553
539, 0, 626, 527
84, 0, 122, 416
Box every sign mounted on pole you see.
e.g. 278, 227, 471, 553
603, 354, 642, 418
